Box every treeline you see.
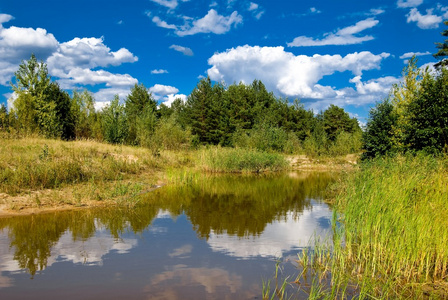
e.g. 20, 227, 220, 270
363, 58, 448, 158
0, 54, 362, 156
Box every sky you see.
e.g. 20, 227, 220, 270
0, 0, 447, 123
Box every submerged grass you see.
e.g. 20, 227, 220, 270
197, 146, 288, 173
288, 154, 448, 299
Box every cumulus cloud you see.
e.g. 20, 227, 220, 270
0, 14, 59, 84
207, 45, 393, 110
397, 0, 423, 8
0, 14, 139, 106
47, 37, 137, 73
44, 36, 138, 90
288, 18, 379, 47
406, 8, 443, 29
169, 44, 193, 56
150, 84, 179, 96
160, 93, 187, 107
148, 84, 186, 106
152, 9, 242, 36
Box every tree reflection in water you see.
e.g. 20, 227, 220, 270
0, 172, 335, 276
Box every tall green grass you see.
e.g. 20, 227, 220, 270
197, 146, 288, 173
292, 154, 448, 299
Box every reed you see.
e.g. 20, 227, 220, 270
197, 146, 288, 173
292, 154, 448, 299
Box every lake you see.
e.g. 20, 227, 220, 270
0, 171, 335, 299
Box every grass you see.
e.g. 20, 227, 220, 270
287, 154, 448, 299
0, 136, 194, 211
197, 146, 288, 173
0, 136, 291, 213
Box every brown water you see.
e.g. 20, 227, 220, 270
0, 172, 335, 299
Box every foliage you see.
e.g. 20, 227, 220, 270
71, 90, 99, 139
363, 58, 448, 157
0, 104, 8, 130
323, 104, 360, 141
362, 99, 397, 159
6, 55, 363, 156
135, 105, 157, 150
404, 68, 448, 153
9, 55, 75, 139
102, 95, 128, 144
152, 114, 192, 151
125, 83, 157, 145
434, 20, 448, 68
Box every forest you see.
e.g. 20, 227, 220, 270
0, 54, 362, 157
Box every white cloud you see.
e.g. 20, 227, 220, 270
406, 8, 443, 29
397, 0, 423, 8
93, 87, 134, 109
310, 7, 321, 14
160, 93, 187, 107
0, 14, 139, 109
150, 0, 179, 10
149, 84, 186, 105
349, 75, 399, 95
399, 51, 432, 59
248, 2, 264, 19
0, 13, 14, 25
248, 2, 258, 11
207, 45, 394, 111
56, 68, 137, 88
0, 15, 59, 84
149, 84, 179, 99
369, 8, 385, 16
152, 16, 177, 29
178, 9, 242, 36
288, 18, 379, 47
47, 37, 137, 74
208, 45, 389, 97
151, 69, 169, 74
153, 9, 242, 36
169, 44, 193, 56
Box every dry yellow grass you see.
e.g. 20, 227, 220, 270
0, 136, 193, 216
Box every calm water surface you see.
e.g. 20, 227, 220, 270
0, 172, 335, 299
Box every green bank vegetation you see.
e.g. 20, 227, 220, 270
263, 24, 448, 299
0, 51, 360, 213
0, 54, 362, 157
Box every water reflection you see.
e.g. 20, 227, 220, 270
0, 171, 335, 299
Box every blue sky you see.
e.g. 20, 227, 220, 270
0, 0, 446, 123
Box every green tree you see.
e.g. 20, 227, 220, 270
102, 95, 128, 144
124, 83, 157, 145
390, 57, 422, 150
47, 82, 75, 140
0, 104, 8, 131
362, 99, 397, 159
434, 20, 448, 69
404, 68, 448, 153
10, 54, 75, 139
322, 104, 359, 141
185, 78, 224, 145
71, 90, 97, 139
11, 54, 51, 98
135, 105, 157, 149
